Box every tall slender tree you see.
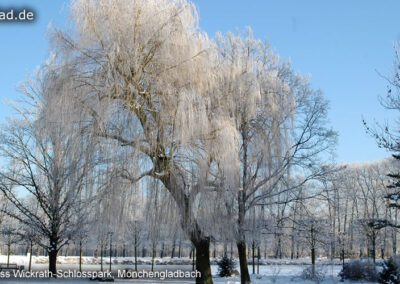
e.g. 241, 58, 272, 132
214, 29, 336, 283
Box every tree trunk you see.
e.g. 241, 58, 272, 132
311, 247, 316, 265
151, 242, 155, 272
159, 167, 213, 284
134, 238, 138, 272
29, 241, 33, 272
342, 248, 345, 268
224, 242, 227, 257
290, 233, 295, 260
252, 241, 255, 274
350, 205, 354, 253
171, 239, 176, 258
382, 208, 388, 259
257, 246, 260, 275
49, 249, 58, 277
311, 247, 316, 277
100, 241, 103, 272
192, 247, 196, 271
7, 244, 10, 268
237, 241, 251, 284
237, 189, 251, 284
79, 239, 83, 273
371, 232, 376, 263
393, 209, 398, 256
213, 244, 216, 258
193, 238, 213, 284
160, 242, 165, 258
311, 224, 316, 278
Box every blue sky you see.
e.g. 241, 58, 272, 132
0, 0, 399, 163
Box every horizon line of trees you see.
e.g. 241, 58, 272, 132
0, 158, 398, 275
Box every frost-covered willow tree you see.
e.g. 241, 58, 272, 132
214, 29, 336, 283
0, 61, 97, 275
51, 1, 238, 283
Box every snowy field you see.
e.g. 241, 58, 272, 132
0, 255, 378, 283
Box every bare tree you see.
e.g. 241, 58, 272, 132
0, 62, 97, 275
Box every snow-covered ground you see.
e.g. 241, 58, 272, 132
0, 255, 378, 283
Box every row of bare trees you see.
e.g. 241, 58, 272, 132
0, 157, 398, 273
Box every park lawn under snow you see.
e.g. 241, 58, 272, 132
0, 255, 378, 283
